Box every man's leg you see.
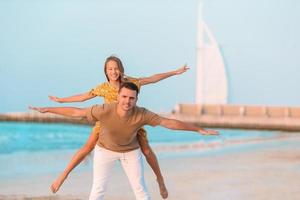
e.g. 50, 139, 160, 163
89, 146, 117, 200
120, 148, 151, 200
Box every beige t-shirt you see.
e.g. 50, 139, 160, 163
87, 103, 162, 152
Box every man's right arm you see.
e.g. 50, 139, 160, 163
29, 106, 88, 118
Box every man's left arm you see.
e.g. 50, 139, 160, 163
159, 117, 219, 136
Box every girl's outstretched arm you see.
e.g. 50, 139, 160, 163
139, 65, 189, 86
49, 91, 96, 103
51, 129, 99, 193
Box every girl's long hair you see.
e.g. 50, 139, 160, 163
104, 56, 125, 83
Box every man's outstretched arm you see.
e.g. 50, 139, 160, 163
29, 106, 88, 118
159, 117, 219, 136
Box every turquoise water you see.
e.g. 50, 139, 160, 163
0, 122, 280, 179
0, 122, 278, 154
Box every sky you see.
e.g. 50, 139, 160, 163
1, 0, 300, 113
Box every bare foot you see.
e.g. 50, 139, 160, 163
157, 178, 168, 199
50, 175, 66, 193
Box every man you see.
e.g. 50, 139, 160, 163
29, 82, 218, 200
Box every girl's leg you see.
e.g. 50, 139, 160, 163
137, 129, 168, 199
51, 124, 100, 193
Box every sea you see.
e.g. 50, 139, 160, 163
0, 121, 283, 181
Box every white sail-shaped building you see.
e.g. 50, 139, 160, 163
195, 3, 228, 104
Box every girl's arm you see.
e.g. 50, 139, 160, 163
51, 130, 99, 193
49, 91, 96, 103
139, 65, 189, 86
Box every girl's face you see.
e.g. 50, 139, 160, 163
105, 60, 121, 81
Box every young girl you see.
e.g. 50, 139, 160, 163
49, 56, 189, 199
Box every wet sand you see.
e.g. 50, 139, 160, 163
1, 134, 300, 200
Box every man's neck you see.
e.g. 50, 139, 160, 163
116, 104, 132, 118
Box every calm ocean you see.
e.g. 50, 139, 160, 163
0, 122, 280, 179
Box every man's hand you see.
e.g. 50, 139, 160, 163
198, 129, 219, 136
28, 106, 47, 113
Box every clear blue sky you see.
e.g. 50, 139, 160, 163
1, 0, 300, 113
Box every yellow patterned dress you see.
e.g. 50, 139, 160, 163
89, 78, 148, 142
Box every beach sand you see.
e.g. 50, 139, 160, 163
1, 134, 300, 200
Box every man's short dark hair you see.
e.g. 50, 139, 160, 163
119, 82, 140, 95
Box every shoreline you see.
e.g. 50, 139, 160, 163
3, 110, 300, 131
1, 134, 300, 200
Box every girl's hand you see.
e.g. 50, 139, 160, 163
174, 64, 190, 75
49, 95, 61, 103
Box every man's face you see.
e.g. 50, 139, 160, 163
117, 88, 138, 111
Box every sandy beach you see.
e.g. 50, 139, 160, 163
1, 134, 300, 200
